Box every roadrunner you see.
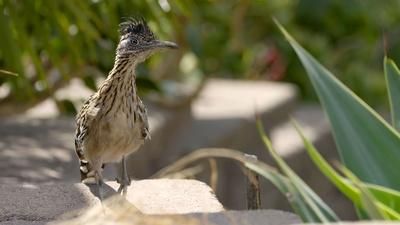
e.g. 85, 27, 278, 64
74, 18, 177, 196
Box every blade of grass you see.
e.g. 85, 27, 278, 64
152, 147, 333, 222
256, 120, 339, 222
292, 119, 400, 220
0, 70, 18, 76
340, 166, 389, 220
384, 57, 400, 131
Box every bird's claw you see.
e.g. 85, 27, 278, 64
116, 176, 131, 195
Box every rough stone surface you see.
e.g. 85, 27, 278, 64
107, 179, 224, 214
0, 222, 45, 225
190, 210, 301, 225
0, 179, 223, 224
55, 209, 301, 225
0, 117, 79, 183
302, 223, 400, 225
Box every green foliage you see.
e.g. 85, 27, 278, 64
0, 0, 177, 112
255, 120, 339, 222
0, 69, 18, 76
154, 22, 400, 220
384, 57, 400, 131
152, 146, 340, 223
262, 21, 400, 221
1, 0, 400, 113
293, 121, 400, 220
276, 20, 400, 191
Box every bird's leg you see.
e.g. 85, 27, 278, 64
117, 156, 131, 195
95, 170, 104, 201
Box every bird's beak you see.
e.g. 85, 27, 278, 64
152, 40, 179, 49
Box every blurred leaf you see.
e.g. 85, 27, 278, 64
293, 119, 400, 220
136, 76, 161, 94
83, 75, 97, 91
256, 120, 339, 222
276, 20, 400, 190
368, 185, 400, 213
56, 99, 77, 115
340, 166, 388, 220
186, 24, 203, 57
355, 206, 370, 220
0, 6, 33, 100
0, 69, 18, 76
1, 0, 400, 113
384, 57, 400, 131
169, 0, 191, 16
9, 8, 48, 91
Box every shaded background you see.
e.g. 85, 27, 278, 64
1, 0, 400, 112
1, 0, 400, 220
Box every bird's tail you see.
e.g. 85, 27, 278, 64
75, 139, 105, 183
74, 139, 93, 182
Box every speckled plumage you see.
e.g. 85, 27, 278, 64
74, 18, 177, 193
75, 56, 150, 182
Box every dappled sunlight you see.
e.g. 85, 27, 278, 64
1, 1, 399, 223
0, 117, 79, 183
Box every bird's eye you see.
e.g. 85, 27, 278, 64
130, 39, 138, 45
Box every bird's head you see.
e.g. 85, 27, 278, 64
116, 18, 178, 62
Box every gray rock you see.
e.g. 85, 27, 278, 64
0, 179, 223, 224
190, 210, 301, 225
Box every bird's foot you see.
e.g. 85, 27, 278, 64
116, 176, 131, 195
82, 175, 104, 202
97, 179, 104, 201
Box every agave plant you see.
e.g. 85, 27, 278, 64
154, 21, 400, 223
255, 21, 400, 221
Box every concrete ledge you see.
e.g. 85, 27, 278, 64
107, 179, 224, 214
0, 179, 301, 225
54, 195, 300, 225
190, 210, 301, 225
302, 223, 400, 225
0, 179, 223, 224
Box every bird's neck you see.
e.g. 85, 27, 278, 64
109, 56, 137, 80
97, 55, 138, 98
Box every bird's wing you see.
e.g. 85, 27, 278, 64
137, 98, 150, 140
74, 93, 101, 180
75, 94, 100, 145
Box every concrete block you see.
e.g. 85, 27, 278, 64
55, 207, 301, 225
52, 193, 300, 225
190, 210, 301, 225
0, 179, 223, 224
0, 117, 80, 183
302, 223, 400, 225
127, 78, 298, 177
107, 179, 224, 214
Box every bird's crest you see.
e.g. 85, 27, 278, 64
119, 18, 155, 39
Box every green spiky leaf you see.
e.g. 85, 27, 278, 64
275, 19, 400, 190
384, 57, 400, 131
293, 119, 400, 220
